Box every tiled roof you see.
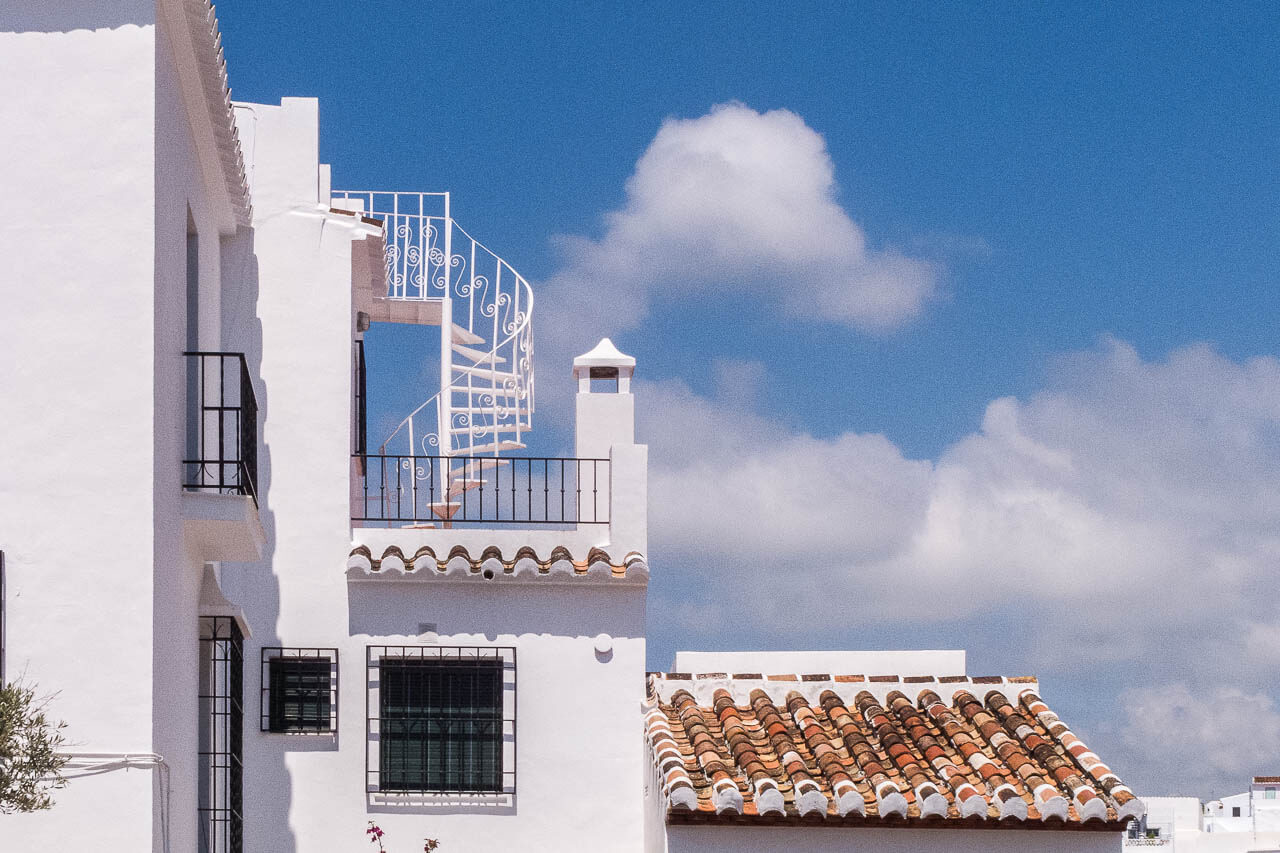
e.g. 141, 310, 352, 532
346, 544, 648, 584
645, 673, 1143, 828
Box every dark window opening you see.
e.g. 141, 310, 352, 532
1233, 806, 1241, 817
368, 646, 514, 795
261, 648, 338, 733
186, 214, 201, 463
353, 340, 367, 457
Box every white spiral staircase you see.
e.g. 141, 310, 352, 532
335, 191, 534, 521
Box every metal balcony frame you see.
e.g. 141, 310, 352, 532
351, 454, 609, 526
184, 351, 259, 506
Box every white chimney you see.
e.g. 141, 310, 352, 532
573, 338, 636, 458
572, 339, 646, 556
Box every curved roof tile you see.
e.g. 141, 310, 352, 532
346, 544, 648, 584
644, 674, 1141, 829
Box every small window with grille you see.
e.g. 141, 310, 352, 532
367, 645, 515, 796
261, 648, 338, 733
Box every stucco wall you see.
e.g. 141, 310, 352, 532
220, 96, 353, 853
155, 9, 232, 851
0, 13, 158, 852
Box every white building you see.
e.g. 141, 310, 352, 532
1, 3, 1145, 852
1122, 779, 1280, 852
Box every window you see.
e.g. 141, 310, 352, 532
198, 616, 242, 853
260, 648, 338, 733
367, 646, 515, 796
1267, 787, 1277, 800
1233, 806, 1241, 817
353, 339, 367, 456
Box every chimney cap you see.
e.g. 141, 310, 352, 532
573, 338, 635, 379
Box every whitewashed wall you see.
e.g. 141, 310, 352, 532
0, 6, 234, 851
154, 7, 237, 850
0, 6, 249, 851
0, 13, 159, 852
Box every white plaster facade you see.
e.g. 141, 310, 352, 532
1121, 782, 1280, 852
1, 5, 1133, 853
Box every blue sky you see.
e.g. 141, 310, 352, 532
218, 2, 1279, 797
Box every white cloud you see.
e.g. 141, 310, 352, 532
1120, 683, 1280, 792
640, 340, 1280, 793
540, 102, 939, 359
645, 339, 1280, 636
645, 375, 932, 568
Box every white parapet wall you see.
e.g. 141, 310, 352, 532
673, 649, 968, 676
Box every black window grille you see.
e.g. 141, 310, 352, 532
367, 646, 515, 795
185, 352, 259, 505
260, 648, 338, 733
199, 616, 243, 853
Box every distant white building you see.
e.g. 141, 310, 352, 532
1123, 778, 1280, 852
1, 3, 1146, 852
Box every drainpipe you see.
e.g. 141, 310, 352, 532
55, 752, 171, 853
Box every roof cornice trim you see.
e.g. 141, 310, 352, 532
159, 0, 252, 233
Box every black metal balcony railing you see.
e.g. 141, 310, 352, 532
185, 352, 259, 506
352, 455, 609, 526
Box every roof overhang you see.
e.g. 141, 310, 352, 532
158, 0, 252, 233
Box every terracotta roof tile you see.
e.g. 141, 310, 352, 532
346, 544, 648, 584
644, 675, 1141, 829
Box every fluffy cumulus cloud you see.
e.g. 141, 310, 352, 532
540, 103, 938, 357
641, 340, 1280, 794
1120, 684, 1280, 785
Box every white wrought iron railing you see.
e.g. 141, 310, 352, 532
333, 191, 535, 459
334, 191, 535, 523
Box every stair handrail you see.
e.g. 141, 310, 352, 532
333, 191, 535, 463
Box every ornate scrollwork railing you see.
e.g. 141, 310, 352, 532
333, 191, 535, 490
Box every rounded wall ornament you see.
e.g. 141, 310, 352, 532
594, 633, 613, 655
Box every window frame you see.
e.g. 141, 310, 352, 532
365, 645, 516, 798
260, 647, 339, 734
